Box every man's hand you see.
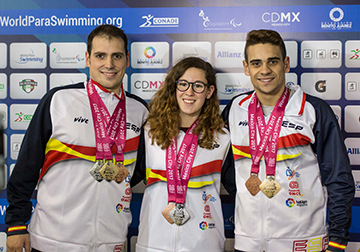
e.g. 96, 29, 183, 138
7, 234, 30, 252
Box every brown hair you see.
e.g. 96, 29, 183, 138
244, 29, 286, 62
147, 57, 224, 150
87, 24, 128, 55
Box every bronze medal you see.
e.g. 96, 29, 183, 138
259, 176, 281, 199
162, 203, 175, 224
99, 161, 119, 181
245, 174, 261, 196
89, 161, 104, 182
170, 203, 190, 226
114, 163, 129, 184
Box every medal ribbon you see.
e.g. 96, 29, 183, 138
166, 120, 199, 204
87, 79, 126, 162
248, 88, 289, 176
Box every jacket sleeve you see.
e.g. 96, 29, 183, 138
221, 144, 236, 198
5, 90, 54, 236
307, 95, 355, 252
130, 125, 146, 188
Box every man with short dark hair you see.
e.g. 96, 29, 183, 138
222, 29, 354, 252
6, 24, 148, 252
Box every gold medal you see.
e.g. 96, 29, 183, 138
114, 163, 129, 184
259, 176, 281, 199
162, 203, 175, 224
99, 161, 119, 181
89, 161, 104, 182
245, 174, 261, 196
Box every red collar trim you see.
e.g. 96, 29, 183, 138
91, 78, 124, 100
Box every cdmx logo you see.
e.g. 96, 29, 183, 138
315, 80, 326, 92
199, 221, 208, 230
144, 46, 156, 59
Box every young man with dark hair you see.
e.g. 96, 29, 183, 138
6, 24, 148, 252
222, 29, 354, 252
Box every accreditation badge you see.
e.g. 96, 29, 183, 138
170, 203, 190, 226
99, 161, 119, 181
89, 160, 104, 182
114, 163, 129, 184
162, 203, 175, 224
259, 176, 281, 199
245, 173, 261, 196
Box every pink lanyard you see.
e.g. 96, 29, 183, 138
248, 88, 289, 176
87, 79, 126, 162
166, 120, 199, 204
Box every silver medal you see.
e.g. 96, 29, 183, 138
170, 203, 190, 226
89, 161, 104, 182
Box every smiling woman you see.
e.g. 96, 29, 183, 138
131, 56, 236, 252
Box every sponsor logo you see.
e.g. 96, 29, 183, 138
15, 48, 44, 64
289, 181, 303, 197
125, 174, 131, 185
296, 200, 308, 207
203, 205, 212, 219
286, 167, 300, 180
348, 148, 360, 155
321, 7, 352, 30
281, 121, 304, 130
199, 10, 241, 31
14, 112, 32, 122
144, 46, 156, 59
219, 84, 251, 95
286, 198, 295, 208
136, 46, 163, 65
113, 244, 123, 252
140, 14, 179, 27
125, 187, 131, 196
52, 47, 84, 64
19, 79, 37, 94
199, 221, 208, 230
116, 203, 123, 213
350, 48, 360, 60
315, 80, 326, 92
202, 191, 216, 204
133, 80, 164, 93
292, 236, 328, 252
347, 81, 357, 92
74, 116, 89, 124
217, 51, 242, 59
262, 11, 300, 26
238, 120, 248, 126
355, 180, 360, 192
126, 122, 140, 134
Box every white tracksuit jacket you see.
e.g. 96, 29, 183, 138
6, 82, 148, 252
222, 84, 354, 252
134, 125, 235, 252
